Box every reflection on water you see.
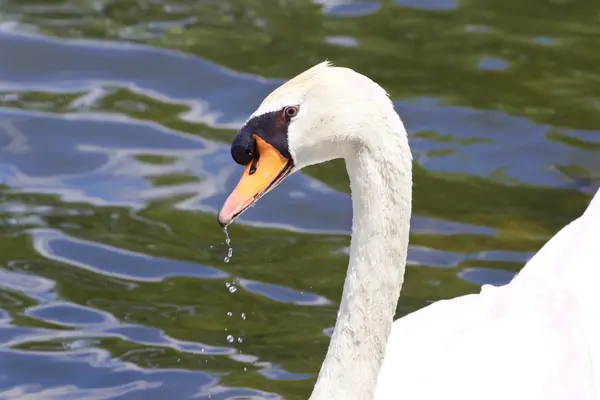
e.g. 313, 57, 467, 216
0, 0, 599, 398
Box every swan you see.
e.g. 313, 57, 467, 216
216, 61, 600, 400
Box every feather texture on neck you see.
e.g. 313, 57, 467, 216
310, 111, 412, 400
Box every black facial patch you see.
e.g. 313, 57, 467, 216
230, 109, 292, 166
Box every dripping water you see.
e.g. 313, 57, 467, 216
223, 227, 233, 263
222, 227, 244, 346
223, 227, 237, 292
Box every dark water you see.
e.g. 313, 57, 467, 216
0, 0, 599, 398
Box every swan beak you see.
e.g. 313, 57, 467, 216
218, 135, 292, 227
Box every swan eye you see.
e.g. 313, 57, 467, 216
284, 106, 299, 119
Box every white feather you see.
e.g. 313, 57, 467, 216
253, 62, 600, 400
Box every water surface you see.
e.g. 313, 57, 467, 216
1, 0, 599, 398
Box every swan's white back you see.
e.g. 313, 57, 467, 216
376, 188, 600, 400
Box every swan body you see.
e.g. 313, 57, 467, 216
217, 61, 600, 400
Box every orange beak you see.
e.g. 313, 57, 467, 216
217, 135, 292, 227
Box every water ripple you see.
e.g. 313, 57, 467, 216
0, 3, 599, 398
32, 228, 228, 282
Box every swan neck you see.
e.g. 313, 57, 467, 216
310, 135, 412, 399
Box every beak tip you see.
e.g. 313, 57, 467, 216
216, 211, 229, 228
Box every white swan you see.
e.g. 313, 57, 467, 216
217, 61, 600, 400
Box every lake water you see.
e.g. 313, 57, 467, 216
0, 0, 599, 399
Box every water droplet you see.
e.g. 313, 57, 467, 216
223, 227, 233, 263
241, 313, 246, 320
226, 335, 234, 343
227, 311, 232, 317
229, 285, 237, 293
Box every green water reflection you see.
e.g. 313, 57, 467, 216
0, 0, 599, 398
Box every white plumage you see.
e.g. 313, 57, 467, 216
236, 61, 600, 400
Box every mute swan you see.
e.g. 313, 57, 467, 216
217, 61, 600, 400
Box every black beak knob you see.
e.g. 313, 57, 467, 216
230, 130, 256, 166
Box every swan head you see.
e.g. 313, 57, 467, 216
217, 61, 400, 227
